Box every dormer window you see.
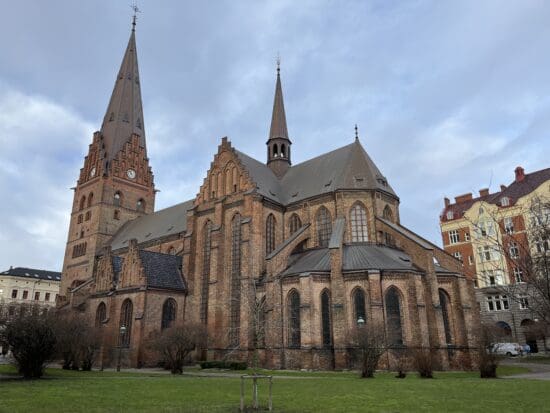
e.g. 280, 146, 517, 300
446, 211, 454, 220
501, 197, 510, 207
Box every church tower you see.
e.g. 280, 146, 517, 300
266, 62, 291, 178
60, 19, 154, 297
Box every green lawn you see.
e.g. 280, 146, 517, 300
0, 365, 546, 413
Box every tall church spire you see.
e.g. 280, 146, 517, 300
267, 59, 291, 178
100, 22, 145, 161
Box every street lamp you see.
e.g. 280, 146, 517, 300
357, 317, 365, 327
117, 325, 127, 372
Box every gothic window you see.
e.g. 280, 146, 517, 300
114, 191, 122, 206
273, 144, 278, 157
85, 211, 91, 221
288, 290, 301, 348
316, 207, 332, 247
281, 144, 286, 157
77, 214, 83, 224
353, 288, 366, 324
229, 214, 242, 346
225, 166, 233, 194
161, 298, 177, 330
114, 210, 120, 220
383, 205, 393, 222
137, 199, 145, 212
217, 172, 223, 197
210, 172, 217, 199
439, 289, 452, 344
232, 167, 238, 192
321, 290, 331, 348
87, 193, 94, 208
289, 214, 302, 235
79, 195, 86, 211
95, 302, 106, 327
385, 287, 403, 346
350, 203, 368, 242
119, 299, 133, 348
266, 214, 276, 255
200, 221, 212, 324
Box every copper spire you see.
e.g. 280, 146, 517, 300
99, 21, 146, 161
268, 58, 289, 141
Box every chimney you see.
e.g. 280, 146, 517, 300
479, 188, 489, 197
444, 197, 450, 207
515, 166, 525, 182
455, 193, 473, 203
500, 184, 507, 191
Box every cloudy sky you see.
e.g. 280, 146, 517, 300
1, 0, 549, 271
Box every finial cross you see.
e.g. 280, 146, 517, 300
276, 52, 281, 74
355, 124, 359, 140
131, 2, 141, 29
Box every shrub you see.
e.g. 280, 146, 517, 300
54, 312, 99, 371
348, 321, 388, 378
150, 323, 207, 374
392, 348, 410, 379
0, 304, 57, 379
199, 360, 247, 370
412, 347, 434, 379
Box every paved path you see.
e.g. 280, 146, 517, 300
502, 359, 550, 381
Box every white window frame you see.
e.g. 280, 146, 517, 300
449, 230, 460, 244
453, 251, 463, 262
509, 242, 520, 259
513, 267, 524, 283
446, 211, 454, 220
504, 217, 514, 234
519, 296, 529, 310
487, 295, 509, 312
501, 197, 510, 207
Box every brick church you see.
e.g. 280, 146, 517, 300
59, 22, 480, 369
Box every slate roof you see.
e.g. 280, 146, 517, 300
110, 199, 194, 251
0, 267, 61, 281
282, 244, 419, 276
442, 167, 550, 221
235, 139, 396, 206
377, 217, 434, 250
112, 251, 186, 291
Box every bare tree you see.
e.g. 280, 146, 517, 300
150, 323, 207, 374
411, 347, 434, 378
54, 312, 100, 371
349, 321, 388, 378
466, 196, 550, 334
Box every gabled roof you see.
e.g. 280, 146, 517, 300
235, 139, 396, 205
0, 267, 61, 281
100, 27, 146, 161
442, 167, 550, 221
110, 199, 194, 251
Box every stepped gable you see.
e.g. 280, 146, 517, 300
235, 139, 396, 206
110, 199, 194, 250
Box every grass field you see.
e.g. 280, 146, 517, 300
0, 365, 546, 413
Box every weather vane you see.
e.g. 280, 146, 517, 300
131, 2, 141, 29
355, 124, 359, 140
276, 52, 281, 74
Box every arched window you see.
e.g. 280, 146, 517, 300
79, 195, 86, 211
85, 211, 91, 221
321, 290, 331, 347
266, 214, 276, 255
273, 144, 278, 157
316, 207, 332, 247
210, 172, 217, 199
288, 290, 301, 348
137, 199, 145, 212
87, 193, 94, 208
497, 321, 512, 337
225, 166, 233, 195
114, 191, 122, 206
232, 167, 238, 193
281, 144, 286, 157
77, 214, 83, 224
161, 298, 177, 330
217, 172, 223, 196
230, 214, 242, 346
200, 221, 212, 324
95, 302, 106, 327
119, 299, 133, 348
439, 289, 452, 344
114, 210, 120, 220
385, 287, 403, 346
350, 203, 369, 242
383, 205, 393, 222
289, 214, 302, 235
353, 288, 366, 324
